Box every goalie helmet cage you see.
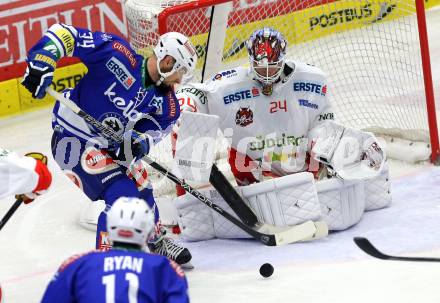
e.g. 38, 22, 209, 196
124, 0, 440, 165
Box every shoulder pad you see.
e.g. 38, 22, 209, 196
110, 39, 139, 68
58, 250, 98, 272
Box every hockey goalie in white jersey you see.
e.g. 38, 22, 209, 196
173, 28, 392, 241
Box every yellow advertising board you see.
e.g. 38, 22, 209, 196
0, 79, 21, 117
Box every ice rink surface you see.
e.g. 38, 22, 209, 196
1, 8, 440, 303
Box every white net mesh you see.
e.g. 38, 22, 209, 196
123, 0, 436, 195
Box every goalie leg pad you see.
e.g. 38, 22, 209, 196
316, 178, 365, 230
241, 172, 322, 225
175, 172, 322, 241
175, 193, 215, 241
364, 163, 392, 211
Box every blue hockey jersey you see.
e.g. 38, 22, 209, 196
41, 249, 189, 303
28, 23, 180, 149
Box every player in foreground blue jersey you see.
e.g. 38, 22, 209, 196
40, 197, 189, 303
21, 23, 197, 264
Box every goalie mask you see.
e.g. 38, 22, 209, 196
154, 32, 198, 85
246, 28, 287, 96
107, 197, 155, 247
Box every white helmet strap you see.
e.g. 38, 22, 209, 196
156, 56, 186, 85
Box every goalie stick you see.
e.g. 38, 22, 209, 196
0, 199, 22, 230
47, 88, 319, 246
354, 237, 440, 262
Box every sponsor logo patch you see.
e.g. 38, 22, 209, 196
101, 33, 113, 41
149, 94, 164, 115
235, 107, 254, 127
106, 57, 136, 89
99, 232, 112, 251
293, 82, 327, 96
212, 69, 238, 81
318, 112, 334, 121
54, 26, 75, 55
100, 113, 125, 135
104, 82, 142, 121
298, 99, 319, 109
112, 41, 137, 68
80, 147, 119, 175
167, 92, 177, 118
224, 87, 260, 104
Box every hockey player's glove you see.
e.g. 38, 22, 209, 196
116, 131, 151, 162
16, 152, 52, 204
21, 49, 57, 99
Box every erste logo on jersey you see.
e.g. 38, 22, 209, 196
106, 57, 136, 89
235, 107, 254, 127
212, 69, 237, 81
224, 87, 260, 104
293, 82, 327, 96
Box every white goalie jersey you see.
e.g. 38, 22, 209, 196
0, 148, 45, 199
172, 60, 392, 241
177, 60, 334, 181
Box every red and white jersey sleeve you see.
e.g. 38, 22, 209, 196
0, 149, 51, 199
176, 61, 334, 177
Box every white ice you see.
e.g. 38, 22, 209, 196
2, 7, 440, 303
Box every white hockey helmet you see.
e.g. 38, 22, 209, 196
106, 197, 155, 247
153, 32, 198, 85
246, 27, 287, 86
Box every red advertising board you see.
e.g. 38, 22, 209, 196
0, 0, 126, 81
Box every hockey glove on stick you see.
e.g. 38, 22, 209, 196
116, 131, 151, 162
21, 49, 57, 99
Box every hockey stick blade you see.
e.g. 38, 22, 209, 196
47, 88, 318, 246
354, 237, 440, 262
0, 199, 23, 230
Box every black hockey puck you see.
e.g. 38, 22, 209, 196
259, 263, 274, 278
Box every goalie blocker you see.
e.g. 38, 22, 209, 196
174, 168, 391, 241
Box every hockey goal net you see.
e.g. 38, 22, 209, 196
123, 0, 440, 195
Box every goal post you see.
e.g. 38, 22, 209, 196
124, 0, 440, 168
414, 0, 439, 163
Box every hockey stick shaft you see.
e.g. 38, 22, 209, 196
209, 164, 259, 226
47, 88, 315, 246
0, 199, 22, 230
354, 237, 440, 262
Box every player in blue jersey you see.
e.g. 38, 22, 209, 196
40, 197, 189, 303
21, 23, 197, 265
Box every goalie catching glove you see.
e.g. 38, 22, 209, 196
310, 121, 385, 180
